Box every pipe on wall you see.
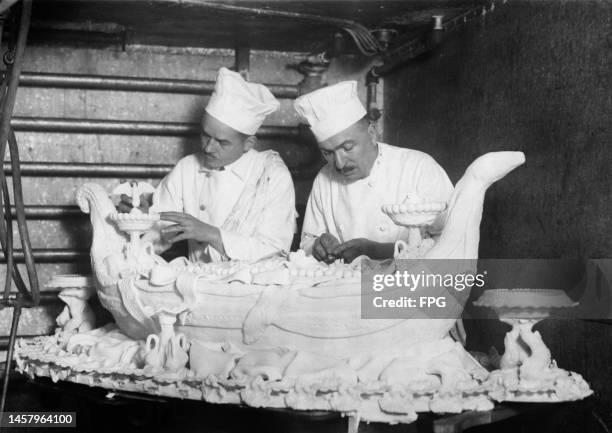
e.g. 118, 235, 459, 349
3, 161, 172, 178
3, 289, 61, 309
11, 117, 299, 138
191, 1, 382, 56
0, 249, 88, 263
0, 0, 39, 308
3, 160, 323, 180
0, 0, 36, 414
15, 71, 299, 98
369, 36, 429, 77
370, 3, 505, 77
10, 205, 83, 219
366, 72, 381, 121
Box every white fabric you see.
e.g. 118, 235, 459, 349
199, 170, 225, 224
294, 81, 367, 142
300, 143, 453, 254
150, 149, 296, 263
205, 67, 280, 135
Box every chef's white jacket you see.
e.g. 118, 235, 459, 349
300, 142, 453, 253
151, 149, 296, 263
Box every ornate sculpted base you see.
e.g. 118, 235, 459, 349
15, 329, 492, 425
474, 289, 592, 403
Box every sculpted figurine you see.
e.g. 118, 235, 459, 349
498, 318, 553, 380
56, 286, 96, 334
143, 309, 190, 371
475, 289, 592, 402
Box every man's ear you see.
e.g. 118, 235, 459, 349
244, 135, 257, 151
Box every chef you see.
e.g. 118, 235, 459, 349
145, 67, 297, 263
294, 81, 453, 263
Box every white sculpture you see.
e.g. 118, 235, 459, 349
73, 152, 526, 348
383, 193, 445, 259
20, 152, 588, 426
474, 289, 592, 402
143, 308, 190, 371
49, 275, 96, 334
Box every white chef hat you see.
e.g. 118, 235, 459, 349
293, 81, 367, 142
205, 67, 280, 135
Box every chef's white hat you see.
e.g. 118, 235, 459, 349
294, 81, 367, 142
205, 67, 280, 135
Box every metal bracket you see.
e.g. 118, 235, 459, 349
296, 52, 330, 96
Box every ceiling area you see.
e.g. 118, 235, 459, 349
25, 0, 489, 53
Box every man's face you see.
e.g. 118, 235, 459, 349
318, 119, 378, 182
200, 113, 250, 169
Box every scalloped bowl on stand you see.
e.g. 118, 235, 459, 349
110, 211, 160, 270
381, 201, 447, 258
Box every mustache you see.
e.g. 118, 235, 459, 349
337, 166, 357, 174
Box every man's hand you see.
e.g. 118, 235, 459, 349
160, 212, 219, 244
116, 193, 152, 213
312, 233, 340, 263
332, 238, 395, 263
331, 238, 370, 263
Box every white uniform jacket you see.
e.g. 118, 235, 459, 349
300, 142, 453, 253
151, 149, 296, 263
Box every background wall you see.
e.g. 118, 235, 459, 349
384, 1, 612, 430
1, 43, 376, 337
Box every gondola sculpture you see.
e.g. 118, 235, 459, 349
16, 151, 591, 426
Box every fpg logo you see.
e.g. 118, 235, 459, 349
419, 296, 446, 308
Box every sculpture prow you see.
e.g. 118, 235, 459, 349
426, 152, 525, 259
77, 183, 128, 286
